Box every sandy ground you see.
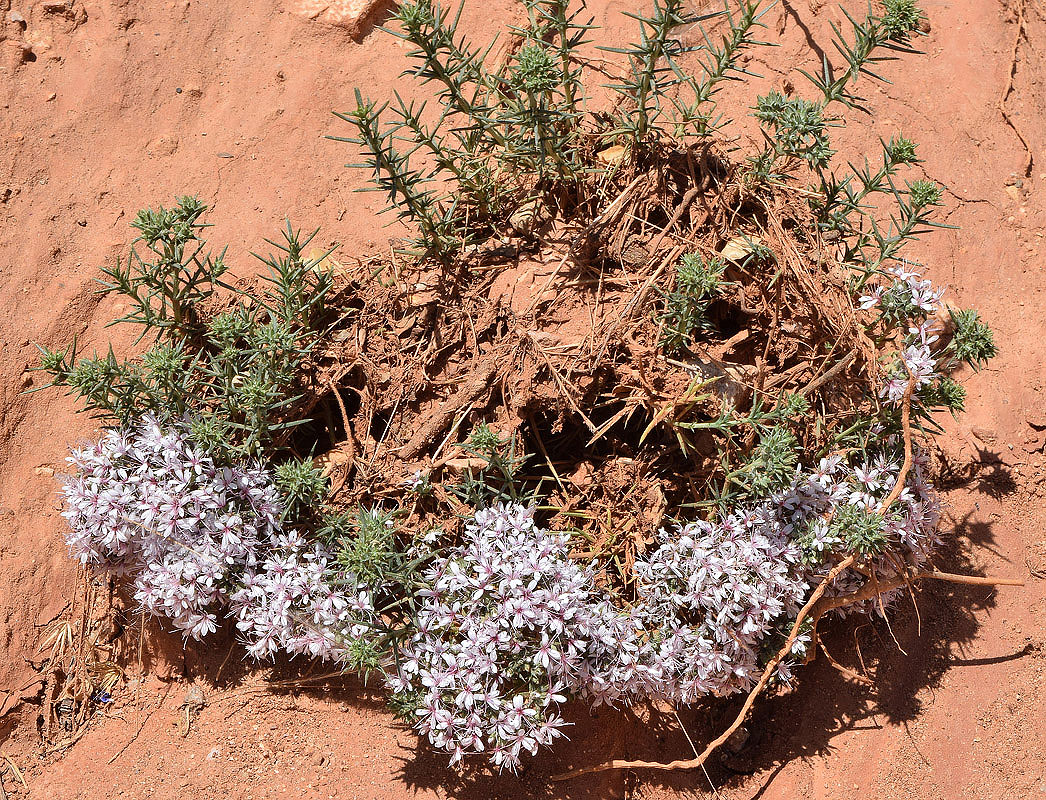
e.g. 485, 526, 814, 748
0, 0, 1044, 797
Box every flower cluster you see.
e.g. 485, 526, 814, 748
61, 417, 375, 651
390, 442, 942, 769
857, 262, 954, 406
389, 504, 587, 771
781, 446, 942, 614
881, 319, 941, 404
62, 418, 281, 639
61, 419, 943, 774
388, 499, 812, 767
563, 509, 814, 710
859, 261, 945, 319
618, 510, 811, 703
583, 446, 941, 707
229, 532, 375, 662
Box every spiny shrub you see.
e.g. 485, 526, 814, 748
41, 0, 1005, 776
338, 0, 932, 262
38, 198, 333, 463
335, 0, 766, 257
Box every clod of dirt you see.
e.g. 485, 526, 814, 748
1027, 412, 1046, 430
41, 0, 87, 28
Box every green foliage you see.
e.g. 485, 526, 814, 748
601, 0, 714, 140
834, 504, 889, 556
678, 252, 727, 297
335, 0, 770, 259
671, 0, 769, 136
752, 92, 833, 174
513, 43, 560, 93
737, 0, 945, 295
336, 0, 942, 313
332, 0, 596, 258
326, 508, 428, 605
733, 425, 799, 497
340, 636, 385, 677
752, 0, 925, 175
256, 225, 335, 329
881, 0, 924, 40
338, 91, 456, 255
386, 687, 426, 720
453, 424, 530, 506
948, 308, 998, 370
669, 390, 814, 508
795, 503, 893, 564
274, 458, 331, 521
876, 281, 921, 328
36, 202, 334, 461
605, 0, 770, 140
517, 0, 593, 108
798, 0, 923, 109
886, 135, 918, 165
466, 423, 506, 455
659, 253, 726, 352
920, 375, 966, 414
99, 196, 228, 339
776, 392, 811, 419
743, 0, 938, 282
331, 508, 404, 584
907, 178, 941, 209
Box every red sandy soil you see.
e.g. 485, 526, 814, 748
1, 0, 1045, 797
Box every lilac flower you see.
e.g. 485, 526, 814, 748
389, 504, 587, 772
859, 286, 884, 309
62, 418, 275, 637
61, 417, 375, 653
61, 419, 945, 774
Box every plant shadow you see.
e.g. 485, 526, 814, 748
103, 453, 1025, 800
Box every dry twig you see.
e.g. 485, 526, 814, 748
400, 360, 501, 460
